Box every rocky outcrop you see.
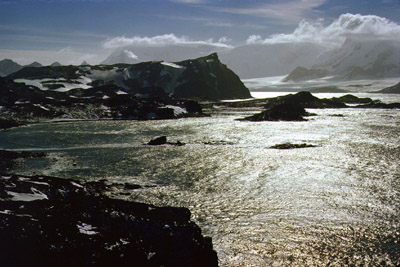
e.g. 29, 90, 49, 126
147, 136, 185, 146
0, 173, 218, 267
239, 91, 400, 121
0, 119, 20, 130
270, 143, 317, 149
0, 77, 205, 122
242, 103, 310, 121
172, 53, 251, 100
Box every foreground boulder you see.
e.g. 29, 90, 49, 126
0, 174, 218, 267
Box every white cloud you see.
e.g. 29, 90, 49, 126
215, 0, 326, 23
218, 36, 231, 44
102, 33, 232, 49
247, 13, 400, 47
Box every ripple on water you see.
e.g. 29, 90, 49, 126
0, 106, 399, 266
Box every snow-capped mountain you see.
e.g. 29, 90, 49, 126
9, 53, 250, 100
284, 38, 400, 81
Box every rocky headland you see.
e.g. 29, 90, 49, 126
0, 148, 218, 266
0, 173, 218, 267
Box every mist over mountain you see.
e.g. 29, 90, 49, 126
218, 43, 328, 79
101, 41, 330, 79
101, 14, 400, 80
284, 38, 400, 81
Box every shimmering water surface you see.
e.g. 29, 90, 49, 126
1, 93, 400, 266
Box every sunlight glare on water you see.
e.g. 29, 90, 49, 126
1, 97, 399, 266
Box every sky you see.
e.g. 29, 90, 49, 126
1, 0, 400, 65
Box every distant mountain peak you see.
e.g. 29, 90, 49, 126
50, 62, 62, 67
26, 61, 43, 68
0, 59, 23, 77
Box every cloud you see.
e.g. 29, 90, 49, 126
218, 36, 231, 44
247, 13, 400, 47
102, 33, 232, 49
215, 0, 326, 23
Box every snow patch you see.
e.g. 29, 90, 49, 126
161, 61, 184, 69
7, 188, 48, 201
165, 105, 187, 116
71, 181, 83, 188
77, 223, 98, 235
33, 104, 50, 111
0, 210, 12, 214
116, 90, 128, 95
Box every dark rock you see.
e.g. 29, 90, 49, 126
242, 103, 309, 121
0, 76, 205, 122
124, 183, 143, 190
331, 94, 374, 104
182, 100, 203, 113
263, 91, 347, 109
173, 53, 252, 100
147, 136, 168, 145
0, 174, 218, 267
238, 91, 400, 122
147, 136, 186, 146
270, 143, 317, 149
0, 118, 21, 130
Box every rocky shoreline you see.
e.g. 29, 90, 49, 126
212, 91, 400, 122
0, 152, 218, 267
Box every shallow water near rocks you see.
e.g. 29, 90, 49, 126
1, 93, 400, 266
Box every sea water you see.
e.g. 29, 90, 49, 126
1, 93, 399, 266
